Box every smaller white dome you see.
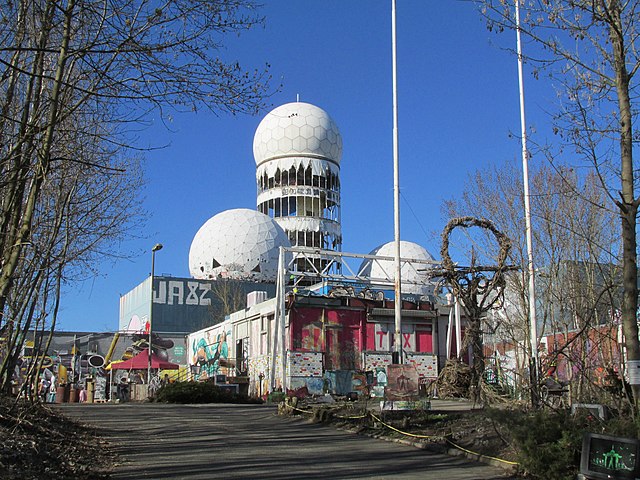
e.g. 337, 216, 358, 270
253, 102, 342, 166
189, 209, 291, 282
361, 241, 436, 296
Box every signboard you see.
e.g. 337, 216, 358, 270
384, 364, 420, 401
173, 346, 185, 357
120, 276, 275, 334
628, 360, 640, 385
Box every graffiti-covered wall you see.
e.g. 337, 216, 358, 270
185, 295, 442, 398
119, 276, 275, 334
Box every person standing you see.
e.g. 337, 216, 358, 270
78, 386, 87, 403
47, 375, 56, 403
117, 375, 129, 402
38, 378, 49, 402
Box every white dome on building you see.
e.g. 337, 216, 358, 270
253, 102, 343, 166
189, 209, 291, 282
361, 241, 436, 297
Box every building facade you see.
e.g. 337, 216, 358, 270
187, 291, 448, 398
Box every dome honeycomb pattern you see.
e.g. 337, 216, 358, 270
189, 209, 291, 282
361, 241, 436, 297
253, 102, 342, 165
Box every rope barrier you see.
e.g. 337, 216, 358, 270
334, 409, 369, 420
369, 413, 442, 440
282, 401, 519, 467
287, 403, 368, 419
287, 404, 314, 415
444, 438, 520, 466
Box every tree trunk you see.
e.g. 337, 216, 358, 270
610, 1, 640, 412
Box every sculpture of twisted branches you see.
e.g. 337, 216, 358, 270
438, 216, 516, 403
440, 216, 514, 314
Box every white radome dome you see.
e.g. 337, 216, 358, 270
362, 241, 436, 296
253, 102, 343, 165
189, 209, 291, 282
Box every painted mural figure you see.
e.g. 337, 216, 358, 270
191, 330, 229, 380
397, 373, 409, 392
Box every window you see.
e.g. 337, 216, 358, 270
304, 166, 312, 186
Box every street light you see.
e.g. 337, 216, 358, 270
148, 243, 163, 397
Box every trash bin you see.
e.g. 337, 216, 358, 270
69, 387, 77, 403
56, 385, 66, 403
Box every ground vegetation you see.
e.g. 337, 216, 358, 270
281, 394, 639, 480
0, 397, 112, 479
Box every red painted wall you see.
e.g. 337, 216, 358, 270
292, 305, 435, 367
290, 306, 364, 370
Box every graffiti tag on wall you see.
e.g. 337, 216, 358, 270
155, 280, 212, 306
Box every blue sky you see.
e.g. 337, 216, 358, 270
58, 1, 553, 332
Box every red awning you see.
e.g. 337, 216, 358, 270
109, 349, 179, 370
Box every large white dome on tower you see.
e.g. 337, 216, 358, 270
361, 241, 436, 297
189, 209, 291, 282
253, 102, 343, 166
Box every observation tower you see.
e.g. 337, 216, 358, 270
253, 102, 342, 275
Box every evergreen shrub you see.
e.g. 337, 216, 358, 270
154, 381, 262, 404
487, 406, 640, 480
487, 408, 584, 480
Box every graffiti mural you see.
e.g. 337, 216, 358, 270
366, 323, 429, 352
289, 376, 324, 396
190, 328, 231, 381
405, 353, 438, 380
287, 351, 323, 377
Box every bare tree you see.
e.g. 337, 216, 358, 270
444, 161, 620, 404
209, 279, 250, 321
476, 0, 639, 409
438, 217, 515, 403
0, 0, 274, 395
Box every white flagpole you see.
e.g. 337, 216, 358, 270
515, 0, 539, 384
391, 0, 403, 364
